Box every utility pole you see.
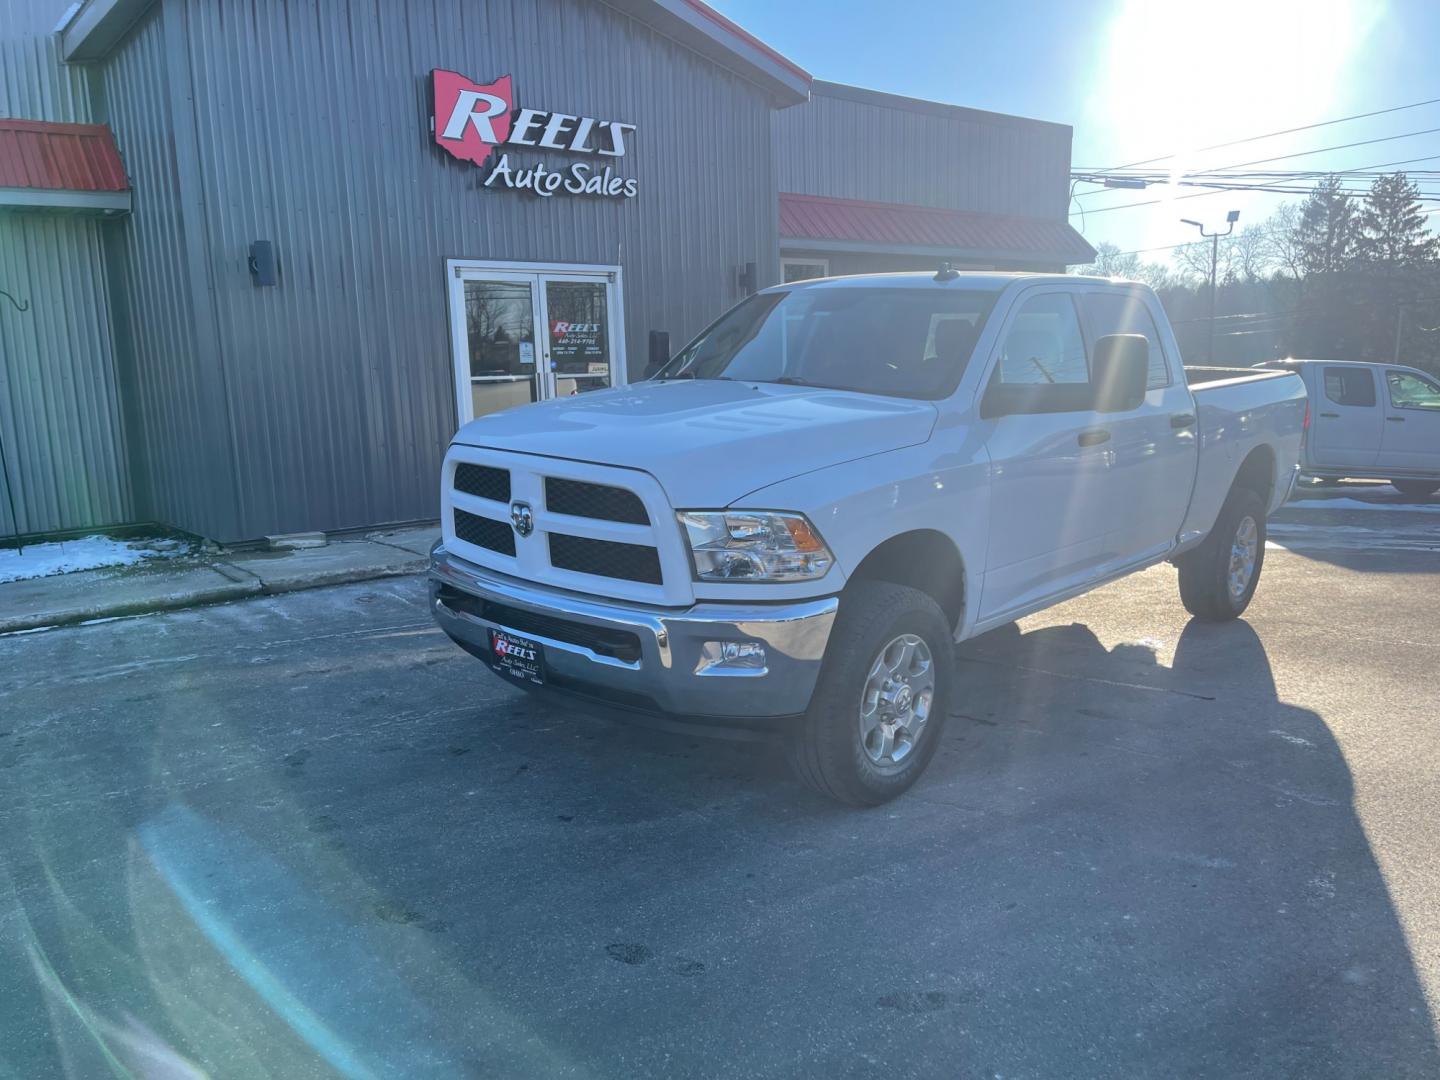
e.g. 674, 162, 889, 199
1182, 211, 1239, 365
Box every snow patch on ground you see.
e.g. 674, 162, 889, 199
0, 536, 191, 584
1286, 498, 1440, 514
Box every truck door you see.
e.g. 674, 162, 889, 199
1379, 368, 1440, 473
1310, 366, 1381, 470
1079, 289, 1198, 565
975, 290, 1113, 622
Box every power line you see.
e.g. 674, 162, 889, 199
1074, 141, 1440, 207
1093, 95, 1440, 174
1076, 150, 1440, 216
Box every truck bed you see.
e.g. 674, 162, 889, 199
1184, 365, 1297, 389
1173, 365, 1306, 551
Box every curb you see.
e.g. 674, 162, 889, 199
0, 561, 427, 636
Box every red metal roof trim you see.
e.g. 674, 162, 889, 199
0, 119, 128, 192
779, 193, 1096, 263
678, 0, 812, 84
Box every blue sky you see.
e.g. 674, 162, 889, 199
710, 0, 1440, 264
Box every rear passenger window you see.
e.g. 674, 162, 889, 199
1082, 292, 1171, 389
1324, 367, 1376, 407
995, 293, 1089, 385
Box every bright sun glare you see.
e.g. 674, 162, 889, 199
1093, 0, 1384, 243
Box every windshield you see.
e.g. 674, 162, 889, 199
654, 286, 1001, 399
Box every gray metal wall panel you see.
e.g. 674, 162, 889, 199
0, 0, 134, 538
0, 214, 134, 535
0, 0, 92, 122
164, 0, 778, 540
773, 87, 1073, 220
96, 5, 241, 539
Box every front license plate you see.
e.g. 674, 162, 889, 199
487, 628, 546, 686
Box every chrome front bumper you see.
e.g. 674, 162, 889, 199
428, 548, 838, 720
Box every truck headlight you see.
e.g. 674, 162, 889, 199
677, 511, 833, 582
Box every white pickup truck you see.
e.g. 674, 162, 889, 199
1266, 359, 1440, 497
430, 271, 1306, 805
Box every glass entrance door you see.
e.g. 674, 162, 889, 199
448, 262, 625, 426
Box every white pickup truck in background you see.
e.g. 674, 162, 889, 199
430, 271, 1306, 805
1267, 359, 1440, 498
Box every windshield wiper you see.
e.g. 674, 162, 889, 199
766, 376, 814, 386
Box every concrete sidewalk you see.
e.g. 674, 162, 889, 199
0, 525, 437, 634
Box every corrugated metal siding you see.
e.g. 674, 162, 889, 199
159, 0, 779, 540
0, 211, 133, 536
0, 0, 92, 123
97, 4, 243, 540
0, 0, 135, 537
773, 86, 1073, 221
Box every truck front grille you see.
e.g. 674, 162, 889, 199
545, 478, 650, 524
454, 463, 510, 503
446, 448, 683, 602
453, 509, 514, 556
548, 533, 662, 585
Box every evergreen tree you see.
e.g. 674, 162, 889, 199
1355, 172, 1440, 267
1295, 175, 1357, 275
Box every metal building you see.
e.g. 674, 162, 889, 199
0, 0, 1092, 544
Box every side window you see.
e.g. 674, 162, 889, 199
1387, 370, 1440, 410
1323, 367, 1376, 408
995, 293, 1089, 385
1082, 291, 1171, 389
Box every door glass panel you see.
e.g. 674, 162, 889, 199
1323, 367, 1375, 407
996, 293, 1089, 385
465, 279, 540, 418
1387, 370, 1440, 410
545, 280, 611, 395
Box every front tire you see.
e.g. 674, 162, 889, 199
1177, 488, 1267, 621
786, 581, 954, 807
1391, 479, 1439, 499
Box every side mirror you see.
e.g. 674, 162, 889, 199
1092, 334, 1149, 413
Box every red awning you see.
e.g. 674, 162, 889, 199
0, 119, 130, 213
779, 193, 1095, 266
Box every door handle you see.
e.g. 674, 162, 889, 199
1170, 412, 1196, 429
1319, 412, 1340, 419
1077, 429, 1111, 447
1386, 416, 1406, 423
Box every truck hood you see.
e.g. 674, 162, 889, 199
451, 380, 938, 507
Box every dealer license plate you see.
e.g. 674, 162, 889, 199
487, 628, 546, 686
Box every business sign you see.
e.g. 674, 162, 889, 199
432, 69, 638, 199
550, 319, 605, 362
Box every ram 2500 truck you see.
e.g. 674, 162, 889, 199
429, 271, 1306, 805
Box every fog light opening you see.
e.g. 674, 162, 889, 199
696, 640, 768, 675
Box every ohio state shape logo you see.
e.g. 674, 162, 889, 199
431, 69, 638, 198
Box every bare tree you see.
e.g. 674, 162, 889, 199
1075, 242, 1189, 290
1259, 202, 1305, 282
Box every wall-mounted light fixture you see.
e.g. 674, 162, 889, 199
249, 241, 277, 287
737, 261, 756, 296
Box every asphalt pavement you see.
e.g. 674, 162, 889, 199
1, 499, 1437, 1078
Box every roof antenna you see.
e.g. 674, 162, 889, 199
934, 262, 960, 282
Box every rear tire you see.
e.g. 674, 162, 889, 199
1177, 488, 1267, 621
786, 581, 954, 807
1390, 479, 1439, 498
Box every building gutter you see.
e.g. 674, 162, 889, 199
59, 0, 156, 62
0, 188, 131, 214
779, 237, 1095, 267
602, 0, 811, 105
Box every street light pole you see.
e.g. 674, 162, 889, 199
1182, 211, 1239, 366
